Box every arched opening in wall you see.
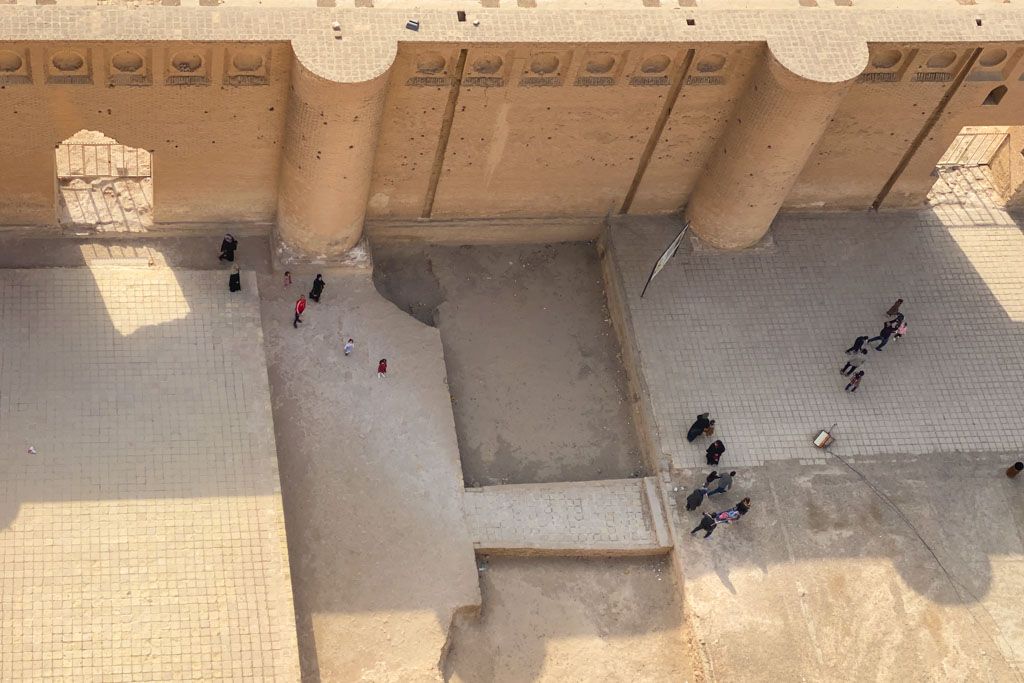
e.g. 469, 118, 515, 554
928, 125, 1016, 212
55, 130, 153, 232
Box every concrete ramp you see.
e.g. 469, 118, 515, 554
464, 478, 672, 555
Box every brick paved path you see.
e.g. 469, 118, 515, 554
0, 267, 299, 681
464, 478, 671, 553
606, 204, 1024, 469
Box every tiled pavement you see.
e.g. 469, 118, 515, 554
464, 478, 671, 553
606, 201, 1024, 470
0, 267, 299, 681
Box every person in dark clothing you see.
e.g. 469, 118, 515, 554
686, 413, 715, 442
218, 234, 238, 262
690, 512, 717, 539
888, 311, 905, 329
706, 440, 725, 466
705, 471, 721, 488
867, 321, 895, 350
845, 335, 869, 354
733, 497, 752, 516
309, 274, 326, 303
228, 264, 241, 293
845, 370, 864, 393
708, 471, 736, 497
685, 487, 707, 511
841, 348, 868, 376
886, 299, 903, 317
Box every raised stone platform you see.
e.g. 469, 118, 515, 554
464, 478, 671, 554
0, 267, 299, 681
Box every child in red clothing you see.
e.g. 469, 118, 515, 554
377, 359, 387, 378
294, 294, 306, 328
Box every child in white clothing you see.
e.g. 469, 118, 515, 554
344, 339, 354, 356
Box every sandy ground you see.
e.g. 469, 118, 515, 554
444, 556, 692, 683
372, 242, 645, 486
675, 455, 1024, 682
257, 268, 480, 683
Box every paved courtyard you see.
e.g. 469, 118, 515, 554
0, 266, 299, 681
607, 204, 1024, 469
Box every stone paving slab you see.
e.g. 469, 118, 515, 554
0, 267, 299, 681
464, 478, 670, 554
605, 206, 1024, 470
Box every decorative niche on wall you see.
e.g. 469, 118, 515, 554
967, 47, 1021, 83
686, 52, 727, 86
0, 46, 31, 86
463, 52, 509, 88
107, 48, 152, 87
405, 50, 456, 88
518, 50, 571, 88
225, 45, 271, 86
572, 52, 624, 87
857, 47, 909, 84
629, 53, 673, 87
912, 50, 958, 83
46, 47, 92, 85
166, 48, 211, 86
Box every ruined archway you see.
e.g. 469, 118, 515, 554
55, 130, 153, 232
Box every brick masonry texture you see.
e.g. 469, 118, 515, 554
464, 478, 670, 553
606, 205, 1024, 471
0, 268, 299, 681
3, 6, 1024, 83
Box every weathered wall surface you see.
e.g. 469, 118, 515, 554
0, 42, 291, 226
989, 125, 1024, 206
5, 6, 1024, 251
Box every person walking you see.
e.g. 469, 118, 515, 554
228, 264, 241, 293
707, 471, 736, 497
377, 358, 387, 378
841, 348, 868, 376
293, 294, 306, 328
344, 338, 355, 356
894, 320, 908, 342
309, 274, 326, 303
867, 321, 895, 350
845, 370, 864, 393
1007, 462, 1023, 479
283, 271, 292, 287
685, 487, 707, 511
218, 233, 238, 262
705, 471, 721, 488
706, 440, 725, 466
690, 512, 718, 539
886, 299, 903, 317
845, 335, 869, 354
686, 413, 715, 442
733, 497, 752, 515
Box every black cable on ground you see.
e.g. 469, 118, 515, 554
825, 444, 1021, 681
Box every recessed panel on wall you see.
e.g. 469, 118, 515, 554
463, 51, 510, 88
518, 50, 572, 88
572, 51, 625, 88
225, 45, 271, 86
106, 47, 152, 87
166, 47, 211, 86
0, 45, 31, 86
628, 51, 674, 87
686, 52, 728, 86
404, 48, 460, 88
46, 47, 92, 85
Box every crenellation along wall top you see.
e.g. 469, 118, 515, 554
1, 6, 1024, 83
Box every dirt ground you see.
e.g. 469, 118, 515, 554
372, 242, 645, 486
444, 556, 691, 683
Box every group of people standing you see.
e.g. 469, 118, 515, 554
684, 412, 751, 539
217, 234, 388, 378
841, 298, 908, 394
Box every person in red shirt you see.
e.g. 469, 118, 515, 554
377, 358, 387, 378
294, 294, 306, 328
